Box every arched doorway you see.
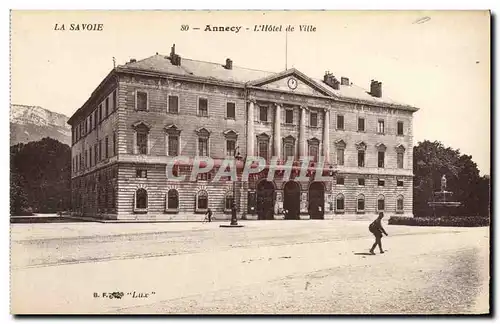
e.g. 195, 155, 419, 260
256, 180, 275, 220
309, 182, 325, 219
283, 181, 301, 219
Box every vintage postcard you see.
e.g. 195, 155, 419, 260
9, 10, 491, 315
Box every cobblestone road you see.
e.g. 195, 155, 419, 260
10, 220, 490, 314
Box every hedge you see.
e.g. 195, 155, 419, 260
388, 216, 490, 227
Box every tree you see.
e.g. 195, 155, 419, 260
413, 140, 489, 217
10, 137, 71, 215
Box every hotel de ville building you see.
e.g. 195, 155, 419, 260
68, 45, 419, 221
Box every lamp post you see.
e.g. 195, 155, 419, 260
231, 147, 243, 226
221, 147, 245, 228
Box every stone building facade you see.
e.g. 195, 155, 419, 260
68, 45, 418, 221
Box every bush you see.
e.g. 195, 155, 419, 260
388, 216, 489, 227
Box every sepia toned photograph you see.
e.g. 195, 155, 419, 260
9, 10, 491, 315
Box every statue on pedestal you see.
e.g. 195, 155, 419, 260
441, 174, 447, 192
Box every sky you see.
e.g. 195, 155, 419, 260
10, 10, 490, 174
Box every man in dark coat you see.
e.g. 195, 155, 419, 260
369, 212, 388, 254
205, 208, 213, 223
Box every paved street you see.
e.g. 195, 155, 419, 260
10, 220, 490, 314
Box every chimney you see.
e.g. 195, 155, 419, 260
370, 80, 382, 98
323, 71, 340, 90
224, 58, 233, 70
341, 77, 350, 86
129, 58, 137, 63
169, 43, 181, 66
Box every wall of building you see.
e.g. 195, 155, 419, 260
116, 74, 248, 159
116, 162, 236, 220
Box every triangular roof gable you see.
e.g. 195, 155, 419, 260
247, 68, 334, 97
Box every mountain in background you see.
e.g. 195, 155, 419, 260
10, 104, 71, 146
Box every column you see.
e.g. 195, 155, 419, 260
299, 106, 306, 159
274, 103, 281, 159
323, 109, 330, 162
247, 100, 255, 156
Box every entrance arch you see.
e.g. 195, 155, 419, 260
256, 180, 275, 220
309, 182, 325, 219
283, 181, 301, 219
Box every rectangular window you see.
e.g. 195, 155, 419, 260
378, 199, 385, 211
397, 121, 404, 136
198, 98, 208, 116
93, 111, 97, 128
198, 138, 208, 156
99, 140, 103, 160
136, 169, 147, 178
337, 148, 344, 166
226, 139, 236, 157
105, 97, 109, 117
89, 147, 93, 167
337, 115, 344, 130
136, 91, 148, 111
89, 115, 93, 131
309, 144, 319, 162
258, 141, 268, 160
378, 179, 385, 186
113, 90, 117, 111
358, 178, 365, 186
285, 110, 294, 124
358, 118, 365, 131
98, 105, 103, 123
337, 197, 345, 211
397, 180, 404, 187
310, 112, 318, 127
397, 199, 404, 211
84, 150, 88, 169
357, 198, 365, 211
168, 135, 179, 156
378, 151, 385, 168
169, 95, 179, 114
94, 144, 98, 165
259, 106, 268, 122
284, 143, 294, 159
105, 136, 109, 159
397, 152, 404, 169
113, 132, 117, 156
137, 131, 148, 155
336, 177, 345, 185
358, 151, 365, 167
378, 120, 385, 134
226, 102, 235, 119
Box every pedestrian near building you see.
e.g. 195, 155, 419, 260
205, 208, 213, 223
369, 212, 388, 254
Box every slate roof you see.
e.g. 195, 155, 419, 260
119, 54, 417, 110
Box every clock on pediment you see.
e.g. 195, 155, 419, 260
287, 77, 298, 90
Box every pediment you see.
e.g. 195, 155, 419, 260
132, 120, 151, 130
223, 129, 239, 138
248, 68, 333, 97
195, 127, 211, 137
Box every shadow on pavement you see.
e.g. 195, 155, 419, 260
354, 252, 375, 256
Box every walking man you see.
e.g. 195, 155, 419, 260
369, 212, 388, 254
205, 208, 213, 223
